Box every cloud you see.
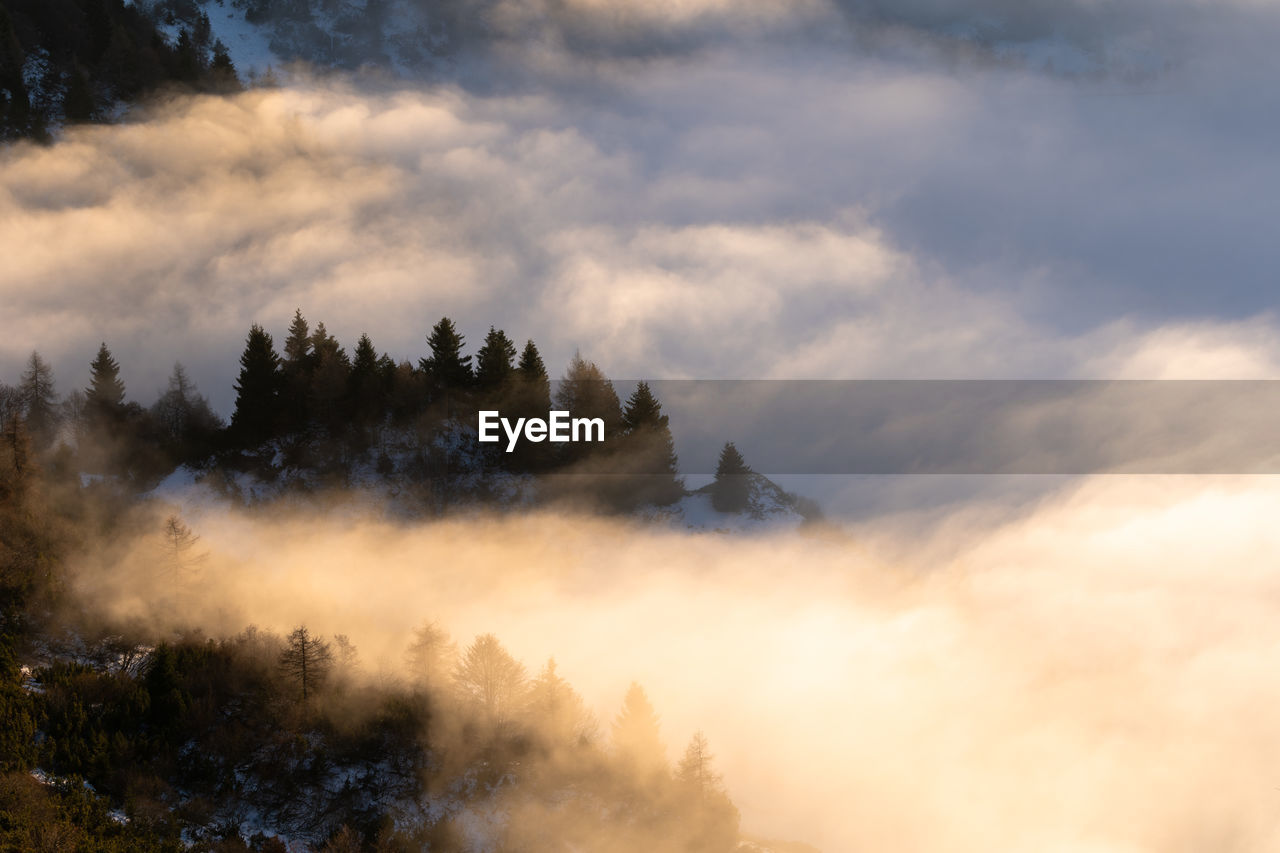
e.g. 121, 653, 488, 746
4, 5, 1280, 412
71, 476, 1280, 850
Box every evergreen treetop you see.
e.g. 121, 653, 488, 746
475, 327, 517, 389
86, 342, 126, 413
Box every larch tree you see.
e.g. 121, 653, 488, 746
453, 633, 528, 726
18, 351, 58, 447
280, 626, 334, 702
405, 620, 458, 687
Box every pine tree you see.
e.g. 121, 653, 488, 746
620, 381, 683, 506
509, 341, 552, 473
85, 342, 126, 425
283, 309, 312, 368
475, 326, 517, 391
347, 332, 383, 427
230, 324, 282, 446
279, 626, 333, 702
611, 682, 667, 779
711, 442, 751, 513
18, 351, 58, 448
308, 322, 350, 431
209, 40, 239, 92
281, 309, 313, 434
419, 317, 473, 397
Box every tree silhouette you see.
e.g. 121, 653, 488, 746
18, 351, 58, 447
280, 626, 333, 702
475, 326, 517, 391
711, 442, 751, 513
453, 633, 527, 726
405, 620, 457, 687
230, 324, 282, 446
160, 514, 204, 575
620, 381, 683, 506
527, 658, 596, 747
611, 682, 666, 779
419, 317, 473, 399
85, 342, 126, 426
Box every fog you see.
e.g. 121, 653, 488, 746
8, 2, 1280, 846
63, 476, 1280, 850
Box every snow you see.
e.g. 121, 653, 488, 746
204, 2, 282, 79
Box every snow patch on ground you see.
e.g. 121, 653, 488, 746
205, 2, 283, 79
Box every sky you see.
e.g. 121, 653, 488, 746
5, 0, 1280, 420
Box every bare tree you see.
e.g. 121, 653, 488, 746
405, 620, 457, 686
280, 626, 333, 701
676, 730, 723, 799
161, 514, 205, 575
453, 633, 527, 725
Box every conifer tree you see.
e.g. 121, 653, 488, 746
611, 682, 667, 779
152, 362, 221, 462
405, 620, 457, 687
453, 633, 528, 727
517, 340, 550, 405
675, 730, 741, 849
230, 324, 282, 445
711, 442, 751, 513
554, 352, 621, 466
283, 309, 312, 369
18, 351, 58, 447
620, 381, 683, 506
279, 625, 333, 702
475, 326, 517, 391
347, 332, 383, 427
307, 321, 350, 430
419, 317, 473, 397
85, 342, 126, 425
527, 658, 596, 747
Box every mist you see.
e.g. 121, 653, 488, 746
61, 475, 1280, 851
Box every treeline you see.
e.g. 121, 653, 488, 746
1, 310, 769, 513
0, 0, 241, 141
0, 434, 744, 850
19, 621, 740, 850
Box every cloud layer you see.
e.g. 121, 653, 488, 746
71, 476, 1280, 851
5, 9, 1280, 411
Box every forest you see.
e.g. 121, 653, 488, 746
0, 311, 774, 851
0, 0, 241, 141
